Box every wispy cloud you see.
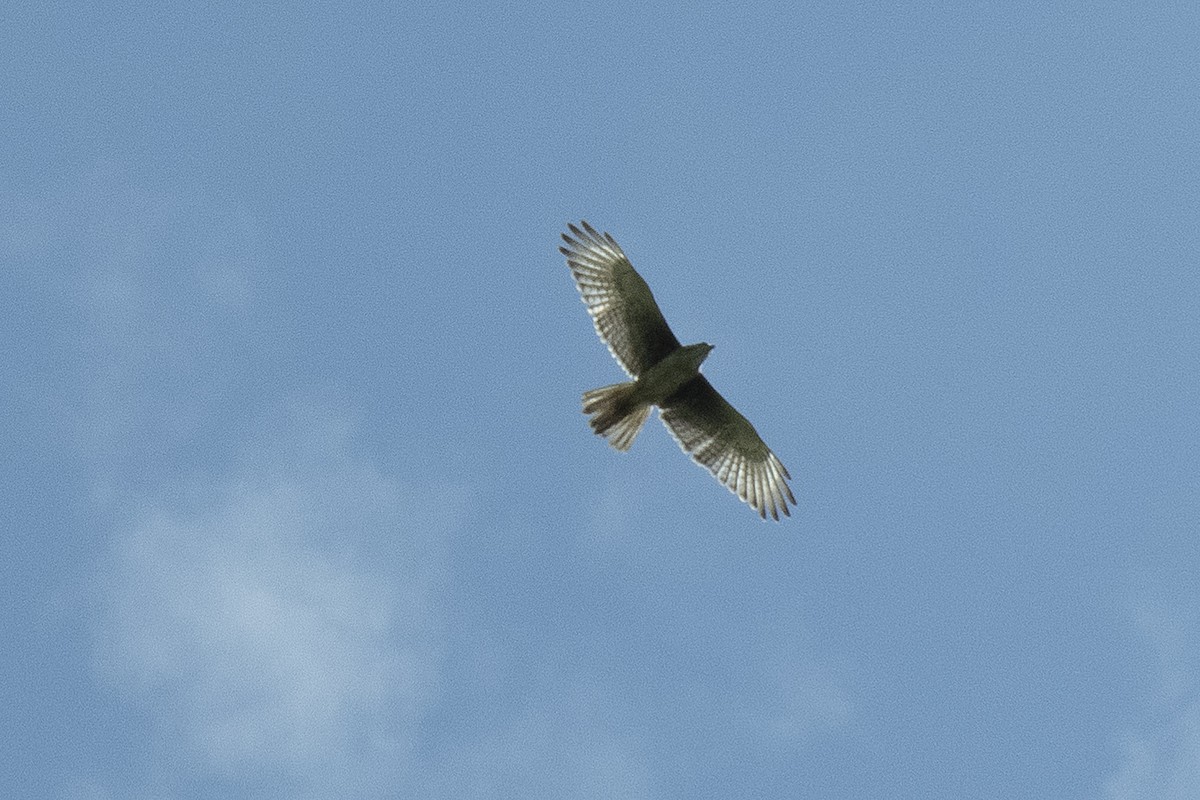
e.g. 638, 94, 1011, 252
11, 164, 264, 497
46, 165, 464, 797
424, 685, 656, 800
765, 661, 853, 745
92, 403, 459, 797
1106, 602, 1200, 800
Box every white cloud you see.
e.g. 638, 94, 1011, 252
1107, 719, 1200, 800
49, 165, 458, 796
93, 404, 458, 797
1106, 604, 1200, 800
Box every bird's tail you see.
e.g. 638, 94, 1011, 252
582, 382, 652, 452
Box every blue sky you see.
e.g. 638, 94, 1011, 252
3, 2, 1198, 798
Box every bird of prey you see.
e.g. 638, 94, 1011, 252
560, 221, 796, 520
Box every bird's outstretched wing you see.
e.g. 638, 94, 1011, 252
661, 376, 796, 520
560, 221, 681, 377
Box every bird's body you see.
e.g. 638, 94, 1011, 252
560, 221, 796, 520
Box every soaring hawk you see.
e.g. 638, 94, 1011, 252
560, 221, 796, 520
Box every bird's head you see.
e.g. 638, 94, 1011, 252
680, 342, 715, 371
